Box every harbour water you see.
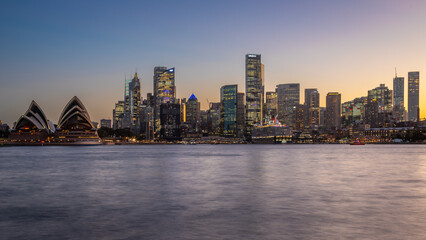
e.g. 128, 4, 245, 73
1, 145, 426, 239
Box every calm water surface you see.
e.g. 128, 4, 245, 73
0, 145, 426, 239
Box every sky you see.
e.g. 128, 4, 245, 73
0, 0, 425, 126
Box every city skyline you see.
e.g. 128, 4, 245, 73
1, 0, 426, 125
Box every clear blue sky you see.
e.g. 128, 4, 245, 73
1, 0, 425, 125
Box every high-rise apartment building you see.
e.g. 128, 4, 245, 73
245, 54, 264, 136
154, 67, 176, 134
408, 71, 420, 122
393, 75, 404, 122
276, 83, 300, 127
325, 92, 341, 130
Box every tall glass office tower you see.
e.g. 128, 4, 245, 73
393, 76, 404, 122
221, 85, 238, 137
408, 71, 420, 122
245, 54, 264, 136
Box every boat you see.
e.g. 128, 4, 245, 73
350, 140, 365, 145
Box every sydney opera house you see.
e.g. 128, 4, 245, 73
9, 96, 101, 145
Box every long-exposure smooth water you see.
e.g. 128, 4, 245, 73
1, 145, 425, 239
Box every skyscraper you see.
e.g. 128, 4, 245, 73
237, 92, 245, 137
113, 100, 124, 130
129, 72, 141, 133
185, 94, 200, 133
393, 75, 404, 122
304, 88, 320, 129
408, 71, 420, 122
221, 85, 238, 137
276, 83, 300, 127
245, 54, 264, 136
325, 92, 341, 130
153, 67, 176, 134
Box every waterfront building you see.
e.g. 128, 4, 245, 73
221, 85, 238, 137
92, 121, 98, 128
160, 102, 181, 140
9, 101, 53, 142
304, 88, 320, 130
54, 96, 100, 143
408, 71, 420, 122
154, 67, 176, 134
265, 91, 277, 122
325, 92, 341, 130
245, 54, 264, 136
100, 119, 112, 128
393, 75, 405, 122
185, 94, 200, 133
276, 83, 300, 127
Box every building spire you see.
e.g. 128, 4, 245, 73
395, 67, 397, 78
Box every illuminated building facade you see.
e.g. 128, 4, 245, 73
325, 92, 341, 130
408, 71, 420, 122
265, 91, 277, 122
154, 67, 176, 134
245, 54, 264, 136
113, 101, 124, 130
276, 83, 300, 127
9, 101, 53, 142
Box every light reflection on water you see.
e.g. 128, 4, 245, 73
0, 145, 425, 239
